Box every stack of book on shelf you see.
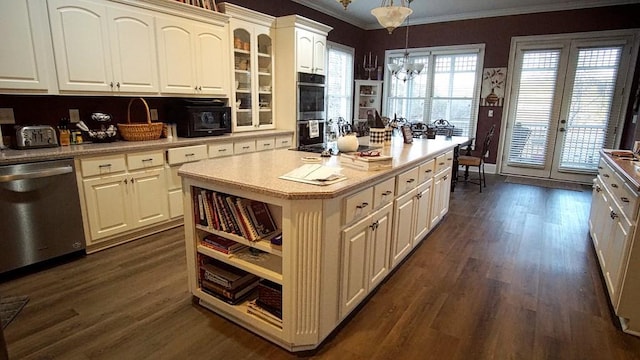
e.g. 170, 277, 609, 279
174, 0, 218, 11
199, 258, 259, 305
200, 234, 247, 255
246, 279, 283, 328
194, 188, 281, 243
339, 152, 393, 171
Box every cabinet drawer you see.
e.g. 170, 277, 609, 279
167, 145, 208, 165
256, 138, 275, 151
80, 154, 126, 177
208, 143, 234, 158
127, 150, 164, 170
343, 187, 374, 225
418, 159, 435, 183
373, 177, 395, 209
610, 170, 639, 220
435, 150, 454, 173
234, 140, 256, 154
276, 135, 293, 148
396, 167, 420, 196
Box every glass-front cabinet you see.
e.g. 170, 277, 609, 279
221, 3, 275, 132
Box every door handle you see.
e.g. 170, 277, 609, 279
0, 166, 72, 183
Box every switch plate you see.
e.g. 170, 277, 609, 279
488, 109, 494, 117
150, 108, 158, 121
0, 108, 15, 124
69, 109, 80, 123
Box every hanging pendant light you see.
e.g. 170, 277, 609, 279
386, 0, 423, 82
337, 0, 352, 10
371, 0, 413, 34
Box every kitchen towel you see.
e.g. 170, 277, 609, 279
309, 120, 319, 138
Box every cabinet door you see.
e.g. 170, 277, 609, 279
340, 215, 370, 317
589, 180, 609, 253
312, 34, 326, 75
193, 22, 229, 96
129, 168, 169, 228
391, 190, 415, 269
48, 0, 113, 92
107, 5, 158, 93
156, 15, 196, 94
604, 209, 633, 303
0, 0, 52, 91
430, 170, 451, 229
296, 29, 314, 74
413, 179, 433, 246
83, 173, 131, 242
369, 203, 392, 290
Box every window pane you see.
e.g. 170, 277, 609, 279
326, 45, 354, 121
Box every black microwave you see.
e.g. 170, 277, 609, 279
173, 99, 232, 137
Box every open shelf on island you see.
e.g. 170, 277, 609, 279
196, 225, 282, 256
197, 244, 283, 284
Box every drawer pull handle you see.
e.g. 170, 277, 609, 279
185, 153, 195, 157
603, 174, 610, 178
98, 164, 112, 168
621, 197, 629, 203
439, 162, 445, 165
406, 178, 415, 183
142, 158, 153, 162
447, 158, 452, 161
242, 146, 250, 149
218, 149, 227, 152
598, 166, 603, 169
611, 183, 618, 188
610, 211, 618, 219
382, 190, 392, 196
356, 202, 369, 209
425, 169, 432, 173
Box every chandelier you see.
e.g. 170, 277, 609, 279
386, 1, 423, 82
371, 0, 413, 34
336, 0, 352, 10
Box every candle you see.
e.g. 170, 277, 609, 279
375, 56, 378, 68
364, 54, 366, 67
369, 52, 372, 65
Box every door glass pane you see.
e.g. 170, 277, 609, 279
559, 46, 622, 171
508, 50, 560, 166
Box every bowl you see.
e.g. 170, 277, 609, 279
91, 112, 112, 122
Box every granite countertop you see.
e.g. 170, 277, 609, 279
0, 130, 293, 166
601, 150, 640, 191
179, 136, 471, 200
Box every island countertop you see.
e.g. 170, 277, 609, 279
178, 136, 471, 200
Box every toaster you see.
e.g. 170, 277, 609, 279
15, 125, 59, 149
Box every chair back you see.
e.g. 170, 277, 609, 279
432, 119, 455, 137
479, 124, 496, 159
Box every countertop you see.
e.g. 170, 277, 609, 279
0, 129, 293, 166
178, 136, 471, 200
601, 150, 640, 191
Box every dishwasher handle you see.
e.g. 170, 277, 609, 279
0, 165, 73, 183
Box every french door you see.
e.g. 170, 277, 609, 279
501, 31, 638, 183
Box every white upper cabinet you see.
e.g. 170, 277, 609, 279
48, 0, 158, 93
156, 14, 230, 96
296, 28, 326, 75
0, 0, 56, 92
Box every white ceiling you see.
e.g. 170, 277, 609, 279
292, 0, 640, 30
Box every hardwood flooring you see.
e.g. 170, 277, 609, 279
2, 174, 640, 359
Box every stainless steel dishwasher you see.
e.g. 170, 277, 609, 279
0, 159, 85, 274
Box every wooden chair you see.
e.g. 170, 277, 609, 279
432, 119, 455, 137
458, 124, 495, 192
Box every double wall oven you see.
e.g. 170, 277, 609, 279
297, 72, 326, 151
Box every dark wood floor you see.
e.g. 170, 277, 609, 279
2, 175, 640, 359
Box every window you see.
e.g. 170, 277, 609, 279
383, 45, 484, 137
326, 42, 354, 122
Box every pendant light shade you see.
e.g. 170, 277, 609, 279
371, 0, 413, 34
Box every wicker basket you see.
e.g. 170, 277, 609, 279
119, 98, 163, 141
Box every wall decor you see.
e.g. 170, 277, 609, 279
481, 67, 506, 107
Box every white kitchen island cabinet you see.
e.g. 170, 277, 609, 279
178, 136, 470, 351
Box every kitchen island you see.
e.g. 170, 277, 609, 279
178, 136, 470, 351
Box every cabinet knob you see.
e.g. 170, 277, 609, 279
611, 183, 618, 188
443, 175, 448, 180
369, 221, 379, 231
124, 178, 128, 184
416, 193, 422, 199
110, 82, 114, 88
595, 186, 602, 192
610, 211, 618, 219
116, 82, 120, 89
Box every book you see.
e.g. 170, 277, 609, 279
201, 234, 247, 254
201, 189, 214, 228
339, 153, 393, 171
236, 198, 260, 241
246, 201, 279, 239
201, 278, 258, 302
279, 164, 347, 186
226, 196, 249, 239
195, 190, 206, 226
247, 300, 283, 327
200, 262, 258, 290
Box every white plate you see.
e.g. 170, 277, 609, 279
301, 156, 322, 163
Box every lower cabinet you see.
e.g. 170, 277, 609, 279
391, 188, 415, 268
79, 151, 169, 245
83, 166, 168, 242
340, 202, 392, 318
166, 144, 208, 218
430, 167, 452, 229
